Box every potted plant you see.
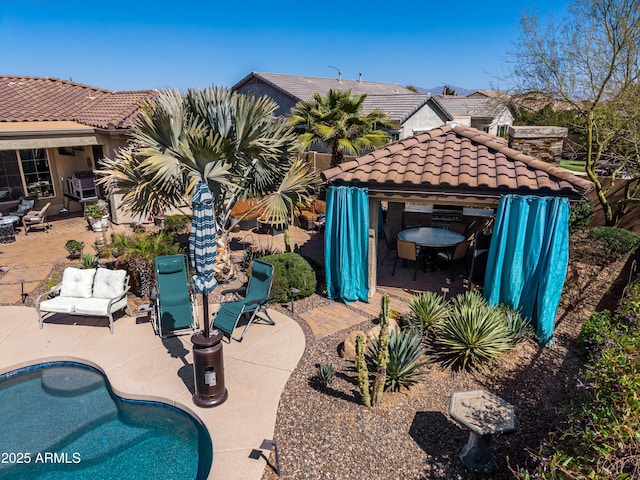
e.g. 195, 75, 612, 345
149, 207, 166, 228
65, 239, 84, 258
84, 204, 109, 232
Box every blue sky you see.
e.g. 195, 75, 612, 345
0, 1, 567, 93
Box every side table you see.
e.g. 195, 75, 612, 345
0, 218, 16, 243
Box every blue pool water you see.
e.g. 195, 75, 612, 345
0, 362, 211, 480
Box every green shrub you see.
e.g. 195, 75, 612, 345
44, 272, 60, 292
434, 291, 515, 370
314, 364, 336, 388
409, 292, 450, 335
519, 309, 640, 479
569, 197, 593, 233
366, 328, 430, 392
619, 281, 640, 322
577, 310, 614, 357
259, 252, 316, 303
588, 226, 640, 261
162, 214, 191, 236
106, 232, 181, 298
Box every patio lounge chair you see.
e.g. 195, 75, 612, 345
23, 202, 51, 235
212, 259, 274, 342
148, 254, 198, 337
8, 196, 36, 218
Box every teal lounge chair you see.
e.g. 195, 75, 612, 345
149, 255, 198, 337
212, 259, 274, 342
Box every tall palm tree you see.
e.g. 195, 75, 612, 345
289, 89, 399, 168
97, 86, 320, 281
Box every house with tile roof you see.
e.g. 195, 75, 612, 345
232, 72, 451, 139
0, 75, 156, 217
436, 97, 513, 137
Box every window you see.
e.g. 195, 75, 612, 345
19, 149, 54, 199
497, 125, 508, 138
0, 149, 55, 202
0, 151, 25, 201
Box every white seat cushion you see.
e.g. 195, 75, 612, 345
60, 268, 96, 299
39, 296, 80, 314
74, 298, 111, 316
92, 268, 127, 299
74, 297, 128, 316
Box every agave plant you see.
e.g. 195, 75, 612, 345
367, 328, 430, 392
79, 253, 98, 269
315, 364, 336, 388
409, 292, 451, 334
434, 291, 515, 370
497, 304, 533, 345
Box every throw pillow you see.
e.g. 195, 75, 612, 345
92, 268, 128, 299
60, 268, 96, 298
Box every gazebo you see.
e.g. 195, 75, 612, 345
321, 124, 594, 299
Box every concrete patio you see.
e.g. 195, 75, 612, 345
0, 305, 303, 480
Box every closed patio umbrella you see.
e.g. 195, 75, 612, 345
189, 181, 218, 338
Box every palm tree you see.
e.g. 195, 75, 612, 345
289, 89, 399, 168
97, 86, 320, 281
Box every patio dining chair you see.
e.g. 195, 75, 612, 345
22, 202, 51, 235
212, 259, 275, 342
436, 240, 471, 282
380, 223, 397, 265
392, 238, 423, 281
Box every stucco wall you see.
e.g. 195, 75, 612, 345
400, 105, 448, 138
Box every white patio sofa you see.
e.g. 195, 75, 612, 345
36, 267, 132, 334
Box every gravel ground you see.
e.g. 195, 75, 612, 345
259, 237, 630, 480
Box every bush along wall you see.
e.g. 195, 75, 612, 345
518, 280, 640, 479
259, 252, 316, 303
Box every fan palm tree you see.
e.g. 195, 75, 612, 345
289, 89, 399, 168
97, 86, 320, 281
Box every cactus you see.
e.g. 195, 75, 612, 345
284, 229, 291, 252
355, 333, 371, 407
372, 294, 391, 406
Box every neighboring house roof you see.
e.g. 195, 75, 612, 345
322, 124, 593, 203
467, 90, 507, 98
0, 75, 156, 130
232, 72, 415, 103
436, 97, 509, 119
361, 94, 452, 124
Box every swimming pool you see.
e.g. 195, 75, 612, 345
0, 362, 212, 480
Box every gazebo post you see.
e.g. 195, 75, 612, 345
367, 198, 380, 299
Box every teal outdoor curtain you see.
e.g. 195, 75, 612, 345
324, 186, 369, 303
484, 195, 570, 345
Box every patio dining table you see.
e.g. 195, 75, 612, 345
397, 227, 465, 270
